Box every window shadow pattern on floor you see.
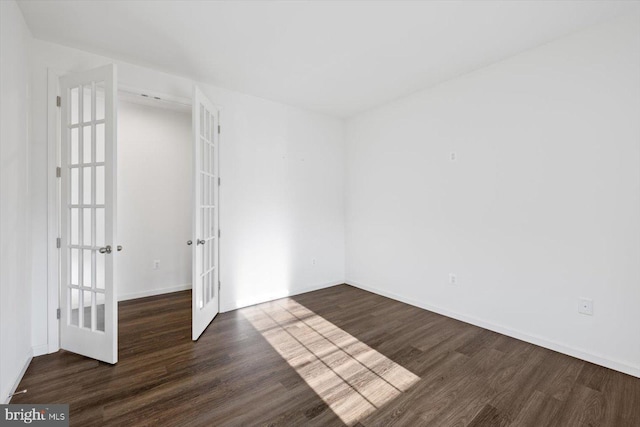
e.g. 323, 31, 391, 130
242, 298, 420, 425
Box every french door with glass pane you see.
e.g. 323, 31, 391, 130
59, 64, 118, 364
191, 86, 220, 340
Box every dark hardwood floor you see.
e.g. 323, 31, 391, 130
12, 285, 640, 426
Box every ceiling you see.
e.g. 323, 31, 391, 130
17, 1, 638, 118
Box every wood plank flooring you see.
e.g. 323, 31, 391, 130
11, 285, 640, 426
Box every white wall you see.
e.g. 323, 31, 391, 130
345, 15, 640, 377
117, 99, 192, 300
29, 39, 345, 353
0, 0, 33, 402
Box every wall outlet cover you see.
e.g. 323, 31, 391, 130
578, 297, 593, 315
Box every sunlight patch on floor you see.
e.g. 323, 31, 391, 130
242, 298, 420, 425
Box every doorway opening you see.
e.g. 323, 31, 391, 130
117, 91, 192, 302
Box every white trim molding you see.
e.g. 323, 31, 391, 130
118, 283, 192, 302
346, 279, 640, 379
31, 344, 49, 358
223, 280, 344, 313
46, 68, 62, 355
3, 350, 33, 404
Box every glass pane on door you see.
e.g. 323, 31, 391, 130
198, 107, 217, 309
64, 81, 108, 333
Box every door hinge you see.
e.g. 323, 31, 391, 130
218, 281, 221, 292
56, 237, 61, 248
218, 229, 221, 238
56, 96, 61, 107
56, 308, 61, 319
218, 177, 221, 186
56, 166, 61, 178
218, 125, 221, 134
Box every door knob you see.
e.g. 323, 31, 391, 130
117, 245, 123, 252
197, 239, 205, 245
187, 240, 193, 246
99, 245, 112, 254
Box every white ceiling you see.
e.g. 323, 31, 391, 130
17, 1, 638, 118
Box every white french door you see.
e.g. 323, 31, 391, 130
59, 64, 118, 364
191, 86, 220, 340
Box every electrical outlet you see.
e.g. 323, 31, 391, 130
578, 298, 593, 315
448, 273, 457, 285
312, 258, 317, 266
153, 260, 160, 270
449, 152, 457, 161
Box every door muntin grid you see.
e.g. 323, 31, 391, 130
64, 81, 107, 332
197, 104, 218, 310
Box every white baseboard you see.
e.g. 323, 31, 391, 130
346, 279, 640, 379
118, 283, 192, 302
32, 344, 49, 357
3, 349, 33, 404
222, 280, 344, 313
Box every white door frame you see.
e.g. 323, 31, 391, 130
46, 68, 62, 354
45, 67, 222, 354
